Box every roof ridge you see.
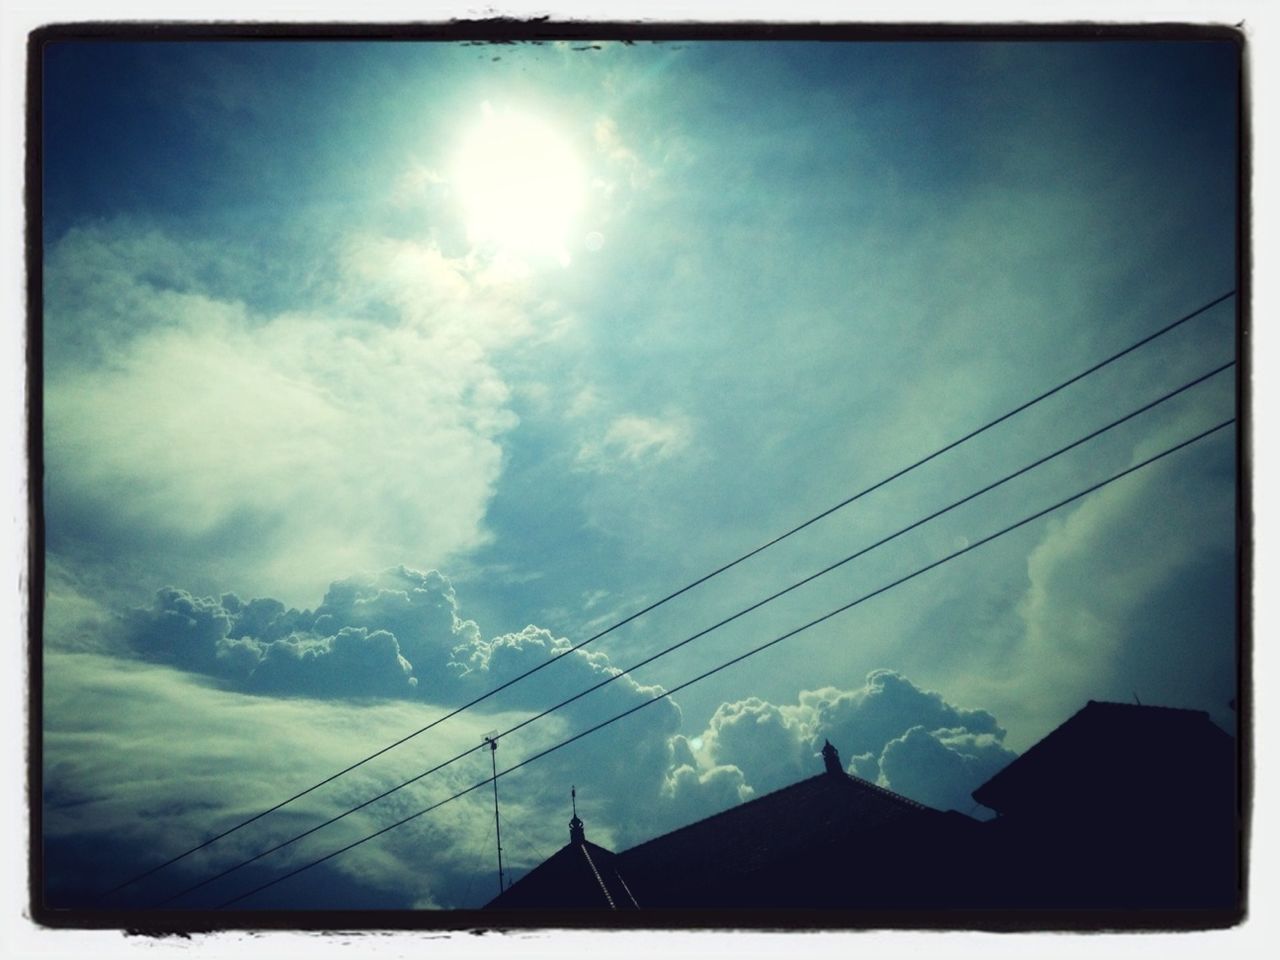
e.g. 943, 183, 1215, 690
844, 770, 930, 811
577, 843, 616, 909
1085, 699, 1211, 716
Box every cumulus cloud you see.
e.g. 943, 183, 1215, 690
115, 567, 700, 747
661, 741, 755, 827
698, 696, 813, 795
807, 669, 1005, 760
878, 727, 1017, 813
119, 567, 476, 702
46, 563, 1022, 911
50, 551, 1027, 908
49, 566, 741, 890
693, 670, 1016, 813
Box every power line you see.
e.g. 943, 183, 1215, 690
213, 417, 1234, 910
151, 361, 1233, 908
98, 289, 1234, 901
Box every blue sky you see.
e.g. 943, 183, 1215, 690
40, 37, 1239, 911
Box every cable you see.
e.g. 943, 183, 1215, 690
152, 361, 1233, 907
213, 417, 1234, 909
99, 289, 1234, 900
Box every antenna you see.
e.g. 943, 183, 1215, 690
482, 732, 504, 897
571, 785, 577, 819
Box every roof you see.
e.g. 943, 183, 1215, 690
487, 839, 639, 910
618, 770, 970, 908
620, 770, 930, 877
972, 700, 1235, 817
483, 701, 1242, 913
487, 769, 971, 910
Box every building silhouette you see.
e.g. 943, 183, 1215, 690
970, 700, 1239, 910
486, 700, 1240, 916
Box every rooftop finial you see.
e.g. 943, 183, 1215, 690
569, 785, 585, 845
822, 739, 843, 776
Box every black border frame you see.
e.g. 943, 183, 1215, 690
25, 18, 1252, 935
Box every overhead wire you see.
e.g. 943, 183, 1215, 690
210, 416, 1234, 909
151, 360, 1234, 907
97, 289, 1236, 902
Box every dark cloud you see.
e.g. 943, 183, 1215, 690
122, 567, 477, 701
125, 586, 233, 675
248, 627, 416, 699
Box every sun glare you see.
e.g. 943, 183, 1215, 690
452, 103, 585, 266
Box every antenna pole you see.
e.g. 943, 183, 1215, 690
486, 737, 505, 896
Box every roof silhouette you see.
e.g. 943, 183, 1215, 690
489, 762, 975, 910
488, 836, 638, 910
485, 700, 1240, 914
972, 699, 1234, 816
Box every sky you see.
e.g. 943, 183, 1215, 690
37, 34, 1241, 914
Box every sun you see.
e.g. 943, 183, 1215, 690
452, 103, 585, 266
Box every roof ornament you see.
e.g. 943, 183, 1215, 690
821, 739, 843, 776
569, 785, 586, 845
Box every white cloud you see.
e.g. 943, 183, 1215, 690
1001, 412, 1237, 735
661, 751, 754, 827
593, 114, 653, 193
44, 566, 757, 907
42, 651, 504, 910
43, 224, 525, 605
693, 670, 1015, 812
576, 412, 693, 472
698, 696, 814, 795
878, 726, 1016, 813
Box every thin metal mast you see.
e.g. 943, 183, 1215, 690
485, 735, 505, 895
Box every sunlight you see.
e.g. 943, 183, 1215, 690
452, 102, 585, 266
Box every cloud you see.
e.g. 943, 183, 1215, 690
806, 669, 1005, 760
592, 114, 654, 194
698, 696, 814, 795
878, 727, 1017, 813
47, 568, 1019, 909
661, 734, 755, 827
126, 586, 235, 676
48, 566, 744, 896
43, 557, 125, 655
1003, 411, 1237, 734
42, 651, 504, 910
119, 567, 477, 702
575, 412, 693, 472
117, 566, 694, 727
43, 222, 524, 605
694, 670, 1015, 812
